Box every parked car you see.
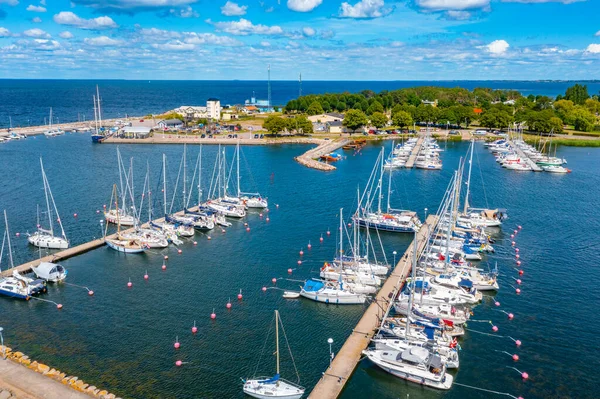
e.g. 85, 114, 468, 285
254, 134, 259, 139
473, 129, 488, 136
449, 130, 460, 135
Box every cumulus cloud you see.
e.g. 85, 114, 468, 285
486, 39, 509, 54
260, 40, 270, 47
0, 27, 10, 36
585, 44, 600, 54
30, 38, 59, 50
139, 26, 181, 39
23, 28, 49, 38
53, 11, 117, 29
221, 1, 247, 16
164, 5, 198, 17
302, 27, 315, 37
339, 0, 393, 18
183, 32, 242, 46
595, 30, 600, 37
32, 16, 41, 22
26, 4, 46, 12
209, 18, 284, 36
84, 35, 123, 46
151, 40, 194, 51
287, 0, 322, 12
59, 31, 74, 39
0, 0, 19, 5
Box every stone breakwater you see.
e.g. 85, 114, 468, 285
294, 138, 349, 171
0, 346, 120, 399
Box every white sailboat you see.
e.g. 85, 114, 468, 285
235, 142, 268, 209
206, 146, 246, 218
242, 310, 305, 399
105, 184, 147, 254
104, 149, 138, 227
28, 159, 69, 249
44, 108, 64, 137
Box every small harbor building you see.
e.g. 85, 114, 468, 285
157, 119, 184, 130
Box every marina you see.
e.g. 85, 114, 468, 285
1, 133, 598, 399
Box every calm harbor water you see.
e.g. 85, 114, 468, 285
0, 134, 599, 399
2, 80, 600, 128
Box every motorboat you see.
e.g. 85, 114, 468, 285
32, 261, 67, 282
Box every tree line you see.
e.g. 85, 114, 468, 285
280, 84, 600, 134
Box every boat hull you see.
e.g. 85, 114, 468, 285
300, 290, 366, 304
27, 235, 69, 249
355, 218, 417, 233
106, 239, 147, 254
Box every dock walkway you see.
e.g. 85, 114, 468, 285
507, 140, 543, 171
307, 215, 436, 399
404, 136, 425, 169
294, 138, 349, 171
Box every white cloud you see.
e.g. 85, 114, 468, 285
23, 28, 50, 38
320, 30, 334, 39
183, 32, 242, 46
595, 31, 600, 37
84, 35, 123, 46
287, 0, 322, 12
209, 18, 284, 36
59, 31, 74, 39
415, 0, 489, 11
167, 5, 198, 17
260, 40, 270, 47
390, 41, 403, 47
501, 0, 585, 3
339, 0, 392, 18
53, 11, 117, 30
486, 39, 509, 54
585, 44, 600, 54
302, 27, 315, 37
31, 38, 59, 50
445, 10, 471, 19
221, 1, 247, 16
32, 16, 42, 22
0, 0, 19, 5
140, 27, 181, 39
26, 4, 46, 12
152, 40, 194, 51
0, 27, 10, 37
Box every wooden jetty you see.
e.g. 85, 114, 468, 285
294, 138, 349, 171
404, 135, 425, 169
307, 215, 436, 399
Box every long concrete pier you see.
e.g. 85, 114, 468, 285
307, 215, 436, 399
404, 136, 425, 169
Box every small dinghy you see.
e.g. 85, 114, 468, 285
33, 261, 67, 283
282, 291, 300, 299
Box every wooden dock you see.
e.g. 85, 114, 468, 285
307, 215, 436, 399
294, 138, 349, 171
404, 136, 425, 169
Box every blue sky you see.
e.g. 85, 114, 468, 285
0, 0, 598, 80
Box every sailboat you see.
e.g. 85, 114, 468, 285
234, 142, 268, 209
353, 148, 421, 233
104, 149, 138, 227
6, 117, 26, 140
91, 85, 107, 143
206, 146, 246, 218
242, 310, 305, 399
105, 184, 147, 254
27, 159, 69, 249
44, 108, 64, 137
1, 210, 47, 299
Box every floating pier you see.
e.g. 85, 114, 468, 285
404, 135, 425, 169
307, 215, 436, 399
507, 139, 543, 171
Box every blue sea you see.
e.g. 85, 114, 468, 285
0, 132, 599, 399
2, 80, 600, 128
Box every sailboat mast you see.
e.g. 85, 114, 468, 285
445, 172, 457, 271
183, 144, 187, 205
405, 230, 418, 337
339, 208, 343, 261
147, 161, 152, 222
386, 145, 393, 213
198, 145, 202, 205
464, 140, 474, 215
114, 184, 121, 235
275, 310, 280, 375
93, 95, 99, 135
163, 154, 167, 216
40, 159, 54, 237
96, 85, 102, 130
4, 210, 14, 268
49, 108, 53, 130
237, 142, 241, 198
377, 148, 384, 214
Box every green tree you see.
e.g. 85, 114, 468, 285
287, 115, 313, 135
553, 99, 575, 124
414, 105, 440, 123
565, 84, 590, 105
366, 101, 384, 115
392, 111, 413, 129
370, 112, 388, 128
480, 108, 512, 129
572, 107, 595, 132
307, 101, 324, 116
584, 98, 600, 115
342, 109, 368, 134
549, 117, 563, 133
453, 106, 477, 127
262, 115, 287, 136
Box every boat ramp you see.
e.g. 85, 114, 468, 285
307, 215, 436, 399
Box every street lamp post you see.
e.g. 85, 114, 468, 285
392, 251, 397, 266
424, 207, 428, 221
327, 338, 334, 366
